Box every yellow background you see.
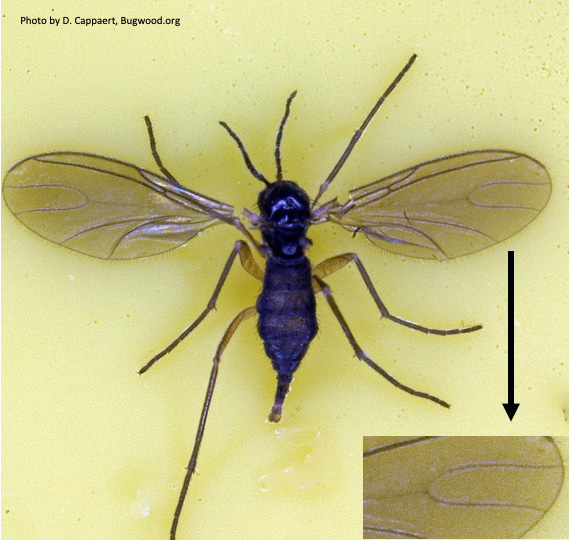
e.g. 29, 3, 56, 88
2, 1, 567, 539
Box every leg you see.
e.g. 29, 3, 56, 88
237, 241, 264, 281
139, 241, 261, 374
144, 115, 180, 185
144, 115, 262, 250
313, 253, 482, 335
170, 306, 256, 539
313, 275, 450, 408
311, 54, 417, 207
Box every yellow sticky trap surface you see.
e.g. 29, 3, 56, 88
259, 428, 331, 493
2, 0, 567, 539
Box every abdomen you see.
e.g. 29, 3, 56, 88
257, 255, 317, 381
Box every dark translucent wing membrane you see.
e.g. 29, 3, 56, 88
3, 152, 234, 260
363, 436, 564, 539
328, 151, 551, 260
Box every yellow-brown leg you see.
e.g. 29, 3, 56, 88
139, 240, 262, 374
314, 252, 482, 335
313, 275, 449, 408
170, 306, 256, 539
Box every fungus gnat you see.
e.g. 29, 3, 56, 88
3, 55, 551, 538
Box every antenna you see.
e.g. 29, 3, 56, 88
275, 91, 297, 182
220, 121, 271, 186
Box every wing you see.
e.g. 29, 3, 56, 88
363, 436, 564, 539
3, 152, 235, 260
325, 151, 551, 260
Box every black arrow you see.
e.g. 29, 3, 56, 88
503, 250, 519, 420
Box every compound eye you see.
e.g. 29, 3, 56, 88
271, 208, 287, 224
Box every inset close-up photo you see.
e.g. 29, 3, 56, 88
363, 436, 568, 539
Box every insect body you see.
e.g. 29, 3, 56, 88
256, 177, 317, 422
3, 55, 551, 538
